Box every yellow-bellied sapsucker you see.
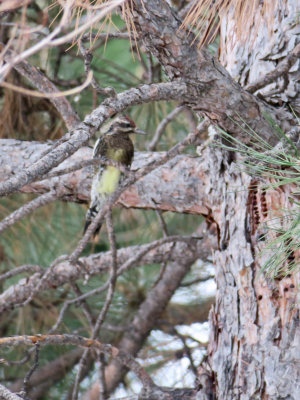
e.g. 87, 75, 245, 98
84, 114, 145, 235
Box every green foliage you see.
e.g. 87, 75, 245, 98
216, 116, 300, 276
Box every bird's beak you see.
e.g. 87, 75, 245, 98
133, 129, 148, 135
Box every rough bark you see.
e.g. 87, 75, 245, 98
199, 147, 299, 400
129, 1, 300, 399
203, 1, 300, 398
220, 0, 300, 113
0, 139, 209, 214
131, 0, 296, 146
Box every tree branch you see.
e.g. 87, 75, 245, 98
0, 334, 155, 390
8, 349, 84, 398
0, 384, 22, 400
1, 48, 80, 129
0, 233, 217, 315
131, 0, 296, 144
0, 191, 57, 235
0, 81, 186, 198
83, 250, 201, 396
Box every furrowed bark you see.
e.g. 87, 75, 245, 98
131, 0, 296, 145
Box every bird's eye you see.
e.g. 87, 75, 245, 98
119, 122, 132, 129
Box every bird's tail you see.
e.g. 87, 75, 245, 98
84, 204, 102, 237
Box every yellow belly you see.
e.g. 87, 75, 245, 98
97, 166, 121, 195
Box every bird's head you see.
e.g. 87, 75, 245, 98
106, 114, 146, 136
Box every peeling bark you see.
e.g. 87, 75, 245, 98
220, 0, 300, 113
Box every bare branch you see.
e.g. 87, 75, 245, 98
70, 282, 94, 328
173, 328, 198, 380
0, 191, 57, 235
96, 255, 200, 393
0, 140, 211, 214
0, 334, 155, 390
14, 254, 69, 310
152, 210, 172, 287
132, 0, 296, 144
148, 106, 186, 151
0, 81, 187, 198
72, 211, 118, 400
0, 233, 217, 315
0, 384, 22, 400
97, 353, 107, 400
1, 49, 80, 129
8, 349, 84, 396
69, 120, 210, 263
49, 236, 204, 334
21, 343, 40, 399
0, 265, 42, 282
79, 42, 116, 97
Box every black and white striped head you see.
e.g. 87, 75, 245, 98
106, 115, 146, 136
106, 115, 136, 136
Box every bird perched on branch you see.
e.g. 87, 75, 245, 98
84, 114, 146, 236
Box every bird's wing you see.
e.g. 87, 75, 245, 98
93, 136, 107, 158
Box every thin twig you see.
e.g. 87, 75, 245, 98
148, 106, 186, 151
173, 328, 198, 379
146, 53, 153, 84
79, 42, 116, 97
2, 48, 80, 130
70, 282, 94, 328
72, 211, 118, 400
98, 353, 107, 400
156, 210, 169, 237
0, 265, 42, 282
15, 254, 69, 309
180, 275, 215, 287
43, 157, 129, 179
0, 334, 155, 389
0, 230, 215, 315
0, 81, 186, 198
81, 32, 130, 41
152, 210, 172, 287
0, 191, 57, 235
21, 343, 40, 398
49, 236, 198, 334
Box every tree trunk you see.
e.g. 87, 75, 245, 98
200, 147, 299, 399
202, 2, 300, 398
